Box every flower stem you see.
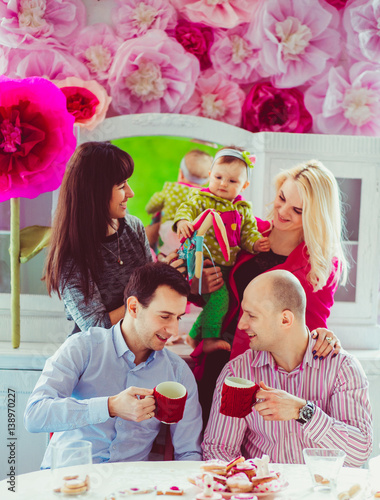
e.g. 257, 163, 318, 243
10, 197, 20, 349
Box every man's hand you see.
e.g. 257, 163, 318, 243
254, 381, 306, 421
190, 259, 224, 295
108, 387, 155, 422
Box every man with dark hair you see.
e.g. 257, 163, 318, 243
203, 269, 372, 467
25, 263, 202, 467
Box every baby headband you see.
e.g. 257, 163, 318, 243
180, 157, 209, 186
212, 149, 256, 180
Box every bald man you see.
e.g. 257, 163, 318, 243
202, 270, 372, 467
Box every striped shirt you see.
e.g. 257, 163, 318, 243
202, 336, 372, 467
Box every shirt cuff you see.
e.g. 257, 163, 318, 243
300, 406, 331, 442
88, 397, 110, 425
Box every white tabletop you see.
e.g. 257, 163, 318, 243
0, 460, 370, 500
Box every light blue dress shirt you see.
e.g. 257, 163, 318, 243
24, 322, 203, 468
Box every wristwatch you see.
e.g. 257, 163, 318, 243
296, 401, 315, 425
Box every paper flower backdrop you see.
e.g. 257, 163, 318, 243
53, 76, 112, 130
0, 76, 76, 201
1, 0, 380, 134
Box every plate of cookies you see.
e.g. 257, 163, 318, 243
188, 456, 288, 498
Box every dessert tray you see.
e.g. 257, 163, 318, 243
188, 456, 288, 498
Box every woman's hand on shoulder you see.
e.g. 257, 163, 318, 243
311, 328, 341, 359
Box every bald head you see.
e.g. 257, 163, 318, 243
246, 270, 306, 320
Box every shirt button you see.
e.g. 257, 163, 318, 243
113, 446, 116, 450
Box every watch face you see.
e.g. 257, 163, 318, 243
303, 407, 313, 420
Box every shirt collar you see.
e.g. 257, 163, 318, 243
112, 321, 157, 365
113, 321, 129, 358
304, 331, 321, 369
249, 331, 319, 371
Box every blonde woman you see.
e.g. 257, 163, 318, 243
195, 160, 348, 427
226, 159, 348, 357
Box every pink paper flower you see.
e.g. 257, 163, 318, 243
0, 46, 10, 75
53, 77, 112, 131
5, 43, 90, 81
304, 62, 380, 136
170, 0, 261, 29
174, 19, 214, 71
254, 0, 341, 88
0, 0, 86, 48
181, 70, 245, 126
71, 24, 120, 84
324, 0, 349, 8
108, 30, 200, 115
112, 0, 177, 39
0, 76, 76, 202
343, 0, 380, 63
242, 82, 312, 133
210, 23, 265, 85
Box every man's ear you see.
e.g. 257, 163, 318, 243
281, 309, 294, 328
127, 296, 139, 318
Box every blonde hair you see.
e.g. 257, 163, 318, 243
184, 149, 213, 179
270, 160, 348, 291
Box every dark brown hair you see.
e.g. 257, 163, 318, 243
123, 262, 190, 308
44, 142, 134, 300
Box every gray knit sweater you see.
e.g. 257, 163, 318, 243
60, 215, 152, 331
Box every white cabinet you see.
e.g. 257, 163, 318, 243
0, 368, 49, 481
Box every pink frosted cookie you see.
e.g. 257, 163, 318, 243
226, 456, 245, 472
211, 474, 227, 486
157, 486, 184, 495
196, 493, 222, 500
230, 462, 257, 480
226, 473, 253, 493
251, 476, 282, 494
201, 460, 228, 475
231, 495, 258, 500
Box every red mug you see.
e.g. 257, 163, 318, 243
153, 382, 187, 424
220, 376, 259, 418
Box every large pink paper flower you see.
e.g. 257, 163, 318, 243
71, 24, 120, 84
210, 23, 265, 85
170, 0, 261, 29
0, 77, 76, 202
242, 82, 312, 133
0, 0, 86, 48
53, 77, 112, 131
343, 0, 380, 63
0, 46, 9, 75
253, 0, 341, 88
181, 71, 245, 127
5, 43, 90, 81
112, 0, 177, 39
174, 19, 214, 71
304, 62, 380, 136
325, 0, 349, 8
108, 30, 200, 115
